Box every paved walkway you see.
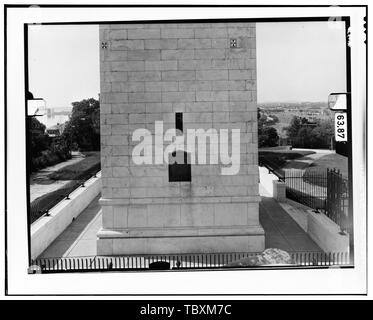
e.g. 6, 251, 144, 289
283, 149, 335, 170
259, 197, 321, 252
38, 195, 102, 258
37, 194, 322, 259
30, 151, 85, 202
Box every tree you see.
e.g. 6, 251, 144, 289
258, 108, 279, 147
296, 127, 314, 148
285, 116, 302, 141
29, 117, 72, 171
310, 118, 334, 149
285, 115, 334, 149
266, 114, 279, 125
258, 113, 268, 126
63, 98, 100, 151
49, 135, 72, 161
30, 117, 50, 158
259, 126, 279, 148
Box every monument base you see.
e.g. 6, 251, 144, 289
97, 226, 265, 255
97, 197, 265, 255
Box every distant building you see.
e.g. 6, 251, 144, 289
45, 122, 66, 137
39, 107, 71, 128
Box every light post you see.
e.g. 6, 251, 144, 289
27, 91, 46, 118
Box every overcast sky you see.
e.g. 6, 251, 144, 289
28, 21, 346, 108
256, 22, 346, 103
29, 24, 100, 109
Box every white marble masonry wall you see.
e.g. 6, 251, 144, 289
97, 22, 264, 254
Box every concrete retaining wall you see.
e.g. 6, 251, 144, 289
31, 172, 102, 260
278, 199, 309, 232
279, 199, 349, 253
307, 209, 349, 253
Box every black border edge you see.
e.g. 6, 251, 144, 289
4, 3, 8, 296
2, 4, 366, 296
344, 17, 354, 266
24, 23, 32, 266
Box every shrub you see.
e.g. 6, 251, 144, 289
30, 138, 72, 172
50, 136, 72, 161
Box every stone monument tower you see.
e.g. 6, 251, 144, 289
97, 22, 264, 255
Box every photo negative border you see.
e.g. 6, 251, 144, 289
4, 4, 367, 296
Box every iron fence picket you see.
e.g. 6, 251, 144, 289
285, 168, 348, 231
33, 251, 351, 272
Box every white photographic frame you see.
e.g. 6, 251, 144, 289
3, 3, 367, 296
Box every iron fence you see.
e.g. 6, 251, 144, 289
284, 168, 349, 231
30, 165, 100, 224
326, 168, 349, 232
30, 251, 350, 273
285, 169, 327, 210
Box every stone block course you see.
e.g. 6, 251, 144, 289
162, 70, 196, 81
162, 91, 195, 102
127, 50, 161, 61
178, 38, 212, 49
111, 61, 144, 72
145, 39, 178, 50
111, 40, 144, 50
145, 60, 177, 70
108, 30, 127, 40
194, 49, 226, 60
103, 71, 128, 82
146, 81, 179, 92
196, 91, 229, 102
196, 70, 228, 81
128, 28, 160, 39
194, 28, 228, 38
178, 81, 212, 92
161, 28, 194, 38
161, 49, 195, 60
128, 71, 161, 82
111, 82, 145, 93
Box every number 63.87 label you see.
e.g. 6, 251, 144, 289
335, 112, 348, 142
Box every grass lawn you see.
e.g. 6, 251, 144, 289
48, 151, 101, 181
259, 149, 315, 170
31, 151, 101, 223
305, 153, 348, 178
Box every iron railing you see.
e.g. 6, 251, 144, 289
259, 158, 285, 181
30, 165, 100, 224
326, 168, 349, 232
31, 251, 350, 273
284, 168, 349, 231
285, 169, 327, 210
